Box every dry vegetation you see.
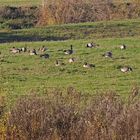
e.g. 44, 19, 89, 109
1, 0, 140, 28
39, 0, 140, 25
0, 87, 140, 140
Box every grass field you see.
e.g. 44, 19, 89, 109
0, 19, 140, 106
0, 0, 41, 6
1, 19, 140, 43
0, 0, 135, 6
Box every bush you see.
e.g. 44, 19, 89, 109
2, 87, 140, 140
5, 89, 85, 139
39, 0, 140, 25
0, 6, 39, 29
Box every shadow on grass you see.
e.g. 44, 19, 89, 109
0, 32, 69, 43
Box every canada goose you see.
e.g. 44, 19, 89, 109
102, 51, 112, 58
83, 62, 95, 68
86, 42, 96, 48
120, 44, 126, 50
39, 46, 48, 52
21, 47, 27, 52
68, 58, 75, 63
64, 45, 73, 55
40, 54, 49, 59
10, 47, 20, 53
29, 49, 37, 55
55, 60, 65, 66
55, 60, 61, 66
120, 66, 132, 73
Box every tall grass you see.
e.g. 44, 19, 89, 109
1, 87, 139, 140
39, 0, 140, 25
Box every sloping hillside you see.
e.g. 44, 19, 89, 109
0, 19, 140, 43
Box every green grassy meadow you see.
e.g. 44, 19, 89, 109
0, 19, 140, 105
0, 0, 41, 6
1, 19, 140, 42
0, 0, 134, 6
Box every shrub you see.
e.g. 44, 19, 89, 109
2, 87, 140, 140
39, 0, 140, 25
5, 89, 85, 139
0, 6, 39, 29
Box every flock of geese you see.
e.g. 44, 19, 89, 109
9, 43, 132, 73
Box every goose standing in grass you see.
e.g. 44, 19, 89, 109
55, 60, 61, 66
68, 58, 75, 63
83, 62, 95, 68
102, 51, 112, 58
120, 44, 127, 50
29, 49, 37, 55
86, 42, 96, 48
10, 47, 21, 53
64, 45, 73, 55
120, 66, 132, 73
40, 54, 49, 59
